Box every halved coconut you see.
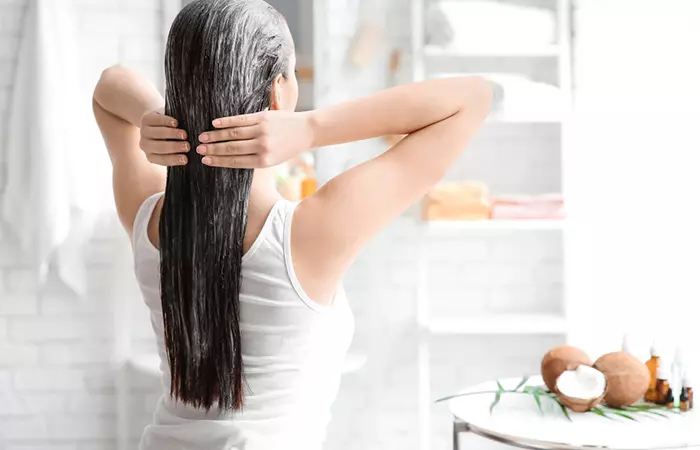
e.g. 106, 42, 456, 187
541, 345, 593, 392
554, 364, 607, 412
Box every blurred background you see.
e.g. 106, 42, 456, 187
1, 0, 700, 449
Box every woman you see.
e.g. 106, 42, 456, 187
93, 0, 491, 448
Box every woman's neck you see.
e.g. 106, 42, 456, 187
249, 168, 282, 208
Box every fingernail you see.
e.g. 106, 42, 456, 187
171, 120, 177, 127
199, 134, 209, 143
179, 156, 187, 165
202, 157, 212, 165
181, 143, 190, 151
212, 119, 222, 127
196, 145, 206, 154
180, 131, 187, 140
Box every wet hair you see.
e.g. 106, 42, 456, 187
160, 0, 291, 411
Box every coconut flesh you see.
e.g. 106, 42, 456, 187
554, 364, 607, 412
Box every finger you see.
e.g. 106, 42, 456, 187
143, 113, 178, 128
199, 124, 262, 144
212, 110, 266, 129
141, 138, 190, 155
142, 126, 187, 140
201, 155, 263, 169
147, 154, 188, 166
196, 140, 259, 156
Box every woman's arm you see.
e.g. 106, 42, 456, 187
308, 76, 491, 147
92, 65, 175, 236
292, 76, 492, 302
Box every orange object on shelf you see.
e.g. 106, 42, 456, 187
422, 181, 492, 221
301, 176, 317, 199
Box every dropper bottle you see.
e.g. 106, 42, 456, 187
644, 339, 661, 403
680, 372, 693, 412
655, 362, 671, 406
672, 346, 686, 408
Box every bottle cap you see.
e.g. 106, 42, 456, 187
650, 338, 661, 357
683, 371, 692, 387
622, 333, 633, 352
674, 346, 685, 363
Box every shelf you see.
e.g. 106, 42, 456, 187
421, 219, 565, 231
486, 115, 562, 125
424, 44, 561, 58
426, 314, 567, 335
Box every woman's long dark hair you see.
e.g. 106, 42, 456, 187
160, 0, 291, 411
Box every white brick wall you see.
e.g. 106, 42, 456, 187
0, 1, 166, 449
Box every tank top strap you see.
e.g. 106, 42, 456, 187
132, 192, 165, 256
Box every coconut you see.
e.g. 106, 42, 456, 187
541, 345, 593, 392
555, 365, 607, 412
594, 351, 650, 407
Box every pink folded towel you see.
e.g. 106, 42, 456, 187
491, 194, 565, 220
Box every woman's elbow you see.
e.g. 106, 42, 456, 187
464, 76, 494, 120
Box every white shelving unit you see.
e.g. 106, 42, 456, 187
422, 219, 565, 231
424, 44, 561, 58
410, 1, 574, 449
427, 314, 568, 335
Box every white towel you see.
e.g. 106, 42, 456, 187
1, 0, 111, 296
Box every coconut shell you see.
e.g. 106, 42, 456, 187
594, 351, 650, 407
541, 345, 593, 393
556, 392, 605, 413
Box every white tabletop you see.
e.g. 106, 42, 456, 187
449, 377, 700, 450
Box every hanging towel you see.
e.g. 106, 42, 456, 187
1, 0, 111, 296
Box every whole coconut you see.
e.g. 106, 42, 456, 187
541, 345, 593, 393
594, 351, 650, 407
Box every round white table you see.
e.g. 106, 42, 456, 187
449, 377, 700, 450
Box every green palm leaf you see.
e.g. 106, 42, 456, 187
558, 401, 572, 421
490, 391, 502, 414
496, 380, 506, 393
591, 407, 613, 420
610, 410, 637, 421
513, 375, 530, 392
532, 389, 544, 415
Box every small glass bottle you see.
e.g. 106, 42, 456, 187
672, 346, 685, 408
665, 385, 676, 409
644, 341, 661, 403
300, 164, 317, 200
680, 374, 693, 412
655, 363, 671, 406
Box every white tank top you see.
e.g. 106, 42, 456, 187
131, 192, 354, 450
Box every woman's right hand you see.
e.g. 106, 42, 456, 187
139, 110, 190, 166
197, 110, 314, 169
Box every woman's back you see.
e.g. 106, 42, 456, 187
132, 193, 354, 450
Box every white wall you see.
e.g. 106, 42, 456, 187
0, 0, 164, 448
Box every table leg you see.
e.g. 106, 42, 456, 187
453, 419, 470, 450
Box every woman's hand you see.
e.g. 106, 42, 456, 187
197, 110, 314, 168
139, 110, 190, 166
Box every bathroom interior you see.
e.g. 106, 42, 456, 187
1, 0, 700, 449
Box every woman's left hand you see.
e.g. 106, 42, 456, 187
139, 110, 190, 166
197, 110, 313, 169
